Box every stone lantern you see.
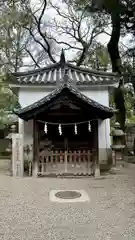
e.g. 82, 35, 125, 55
111, 122, 125, 167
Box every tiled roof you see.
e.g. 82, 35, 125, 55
14, 82, 114, 120
10, 62, 118, 86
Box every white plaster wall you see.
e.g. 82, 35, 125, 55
19, 88, 50, 145
80, 89, 109, 106
18, 87, 111, 149
19, 88, 51, 108
98, 119, 111, 163
98, 119, 111, 148
19, 87, 109, 108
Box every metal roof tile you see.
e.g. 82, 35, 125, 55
29, 75, 34, 83
41, 72, 47, 83
53, 69, 57, 82
36, 73, 40, 83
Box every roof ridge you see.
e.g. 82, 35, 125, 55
12, 62, 61, 77
10, 61, 120, 86
12, 61, 119, 78
67, 63, 118, 77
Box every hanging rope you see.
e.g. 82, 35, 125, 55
37, 118, 98, 126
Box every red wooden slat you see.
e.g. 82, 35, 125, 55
73, 151, 77, 166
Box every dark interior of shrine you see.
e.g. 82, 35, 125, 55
32, 90, 99, 153
38, 120, 98, 152
29, 88, 102, 156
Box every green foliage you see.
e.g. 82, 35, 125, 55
110, 85, 135, 126
0, 74, 19, 129
124, 87, 135, 124
83, 44, 111, 69
0, 0, 30, 72
113, 86, 125, 130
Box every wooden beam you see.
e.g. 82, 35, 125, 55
48, 113, 80, 116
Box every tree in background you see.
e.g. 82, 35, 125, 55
81, 0, 135, 129
1, 0, 134, 71
0, 0, 58, 71
0, 0, 30, 72
0, 0, 135, 128
0, 0, 25, 127
48, 0, 110, 67
0, 0, 112, 69
65, 0, 135, 129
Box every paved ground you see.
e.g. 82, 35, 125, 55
0, 166, 135, 239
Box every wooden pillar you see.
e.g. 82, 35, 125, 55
92, 120, 98, 163
64, 138, 68, 173
33, 119, 39, 177
94, 120, 100, 177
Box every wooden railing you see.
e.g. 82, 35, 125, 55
25, 149, 96, 176
38, 149, 95, 175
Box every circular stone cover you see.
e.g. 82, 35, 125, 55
55, 191, 82, 199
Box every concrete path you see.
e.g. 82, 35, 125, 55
0, 166, 135, 239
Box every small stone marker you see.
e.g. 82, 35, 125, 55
12, 134, 24, 177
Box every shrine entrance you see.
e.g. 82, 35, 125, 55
37, 121, 97, 176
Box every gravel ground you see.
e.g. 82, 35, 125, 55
0, 166, 135, 240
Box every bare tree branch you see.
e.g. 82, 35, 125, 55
25, 48, 40, 68
47, 36, 82, 51
31, 1, 56, 63
50, 0, 110, 66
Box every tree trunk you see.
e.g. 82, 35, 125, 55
107, 11, 121, 73
108, 10, 126, 130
